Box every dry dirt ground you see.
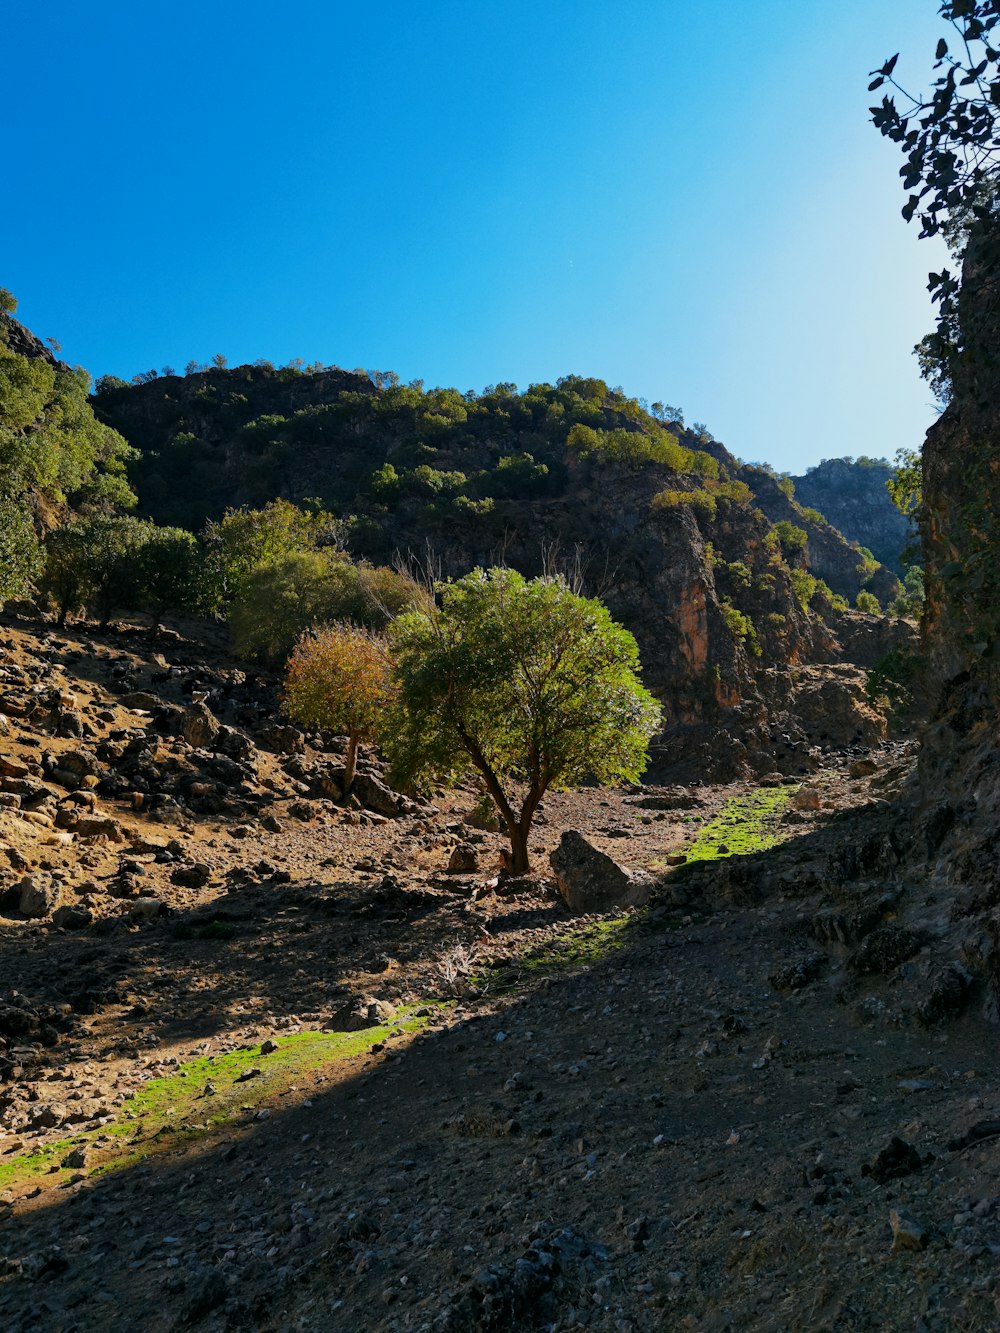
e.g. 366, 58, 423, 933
0, 613, 997, 1332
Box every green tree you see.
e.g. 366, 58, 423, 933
856, 590, 881, 614
40, 522, 91, 624
0, 496, 41, 604
228, 550, 422, 664
870, 2, 1000, 399
75, 514, 155, 627
201, 499, 342, 610
385, 568, 662, 874
284, 624, 395, 788
137, 526, 204, 620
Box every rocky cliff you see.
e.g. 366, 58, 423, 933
790, 457, 915, 574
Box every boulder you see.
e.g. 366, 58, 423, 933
448, 844, 480, 873
550, 831, 653, 914
182, 702, 220, 749
352, 773, 401, 816
260, 724, 305, 755
51, 904, 93, 930
323, 996, 395, 1031
18, 874, 60, 918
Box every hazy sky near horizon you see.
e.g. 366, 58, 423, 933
5, 0, 949, 473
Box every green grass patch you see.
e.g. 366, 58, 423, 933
680, 785, 797, 864
0, 1006, 442, 1196
476, 915, 636, 994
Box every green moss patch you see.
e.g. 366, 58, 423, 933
680, 785, 797, 863
0, 1007, 440, 1197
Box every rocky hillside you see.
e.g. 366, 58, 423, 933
92, 369, 909, 780
790, 457, 915, 574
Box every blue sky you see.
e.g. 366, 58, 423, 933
4, 0, 948, 473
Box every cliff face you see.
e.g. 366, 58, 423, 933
790, 457, 915, 574
896, 219, 1000, 1009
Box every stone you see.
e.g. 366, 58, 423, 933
51, 904, 93, 930
260, 724, 305, 755
448, 844, 480, 873
916, 962, 974, 1026
550, 831, 653, 914
18, 874, 59, 918
170, 863, 212, 889
323, 997, 395, 1031
75, 814, 125, 842
889, 1208, 927, 1253
849, 758, 879, 778
352, 773, 401, 816
182, 702, 219, 749
862, 1136, 923, 1184
849, 925, 922, 975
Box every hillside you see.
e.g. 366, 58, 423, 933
789, 457, 915, 574
91, 367, 909, 780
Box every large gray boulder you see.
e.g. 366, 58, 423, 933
550, 831, 653, 914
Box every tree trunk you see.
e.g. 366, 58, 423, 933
508, 821, 531, 876
344, 731, 359, 789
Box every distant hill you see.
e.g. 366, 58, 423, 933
789, 457, 914, 573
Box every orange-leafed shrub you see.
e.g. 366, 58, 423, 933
283, 624, 395, 787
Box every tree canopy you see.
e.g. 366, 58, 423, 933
385, 568, 662, 873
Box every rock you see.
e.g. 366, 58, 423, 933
889, 1207, 927, 1253
848, 758, 879, 778
179, 1267, 227, 1324
768, 953, 825, 992
170, 863, 212, 889
75, 814, 125, 842
549, 831, 652, 913
51, 904, 93, 930
216, 725, 256, 763
862, 1136, 923, 1184
50, 748, 101, 788
29, 1103, 65, 1129
288, 800, 319, 822
261, 814, 283, 833
0, 755, 31, 779
849, 925, 922, 975
181, 702, 220, 749
352, 773, 401, 816
448, 844, 480, 873
916, 962, 974, 1025
18, 874, 59, 918
61, 1146, 88, 1169
260, 724, 305, 755
323, 997, 395, 1031
119, 691, 163, 711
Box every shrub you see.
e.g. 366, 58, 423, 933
856, 590, 881, 615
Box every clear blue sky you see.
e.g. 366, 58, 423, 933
4, 0, 948, 473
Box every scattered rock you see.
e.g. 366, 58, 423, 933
181, 702, 220, 749
849, 925, 922, 975
323, 997, 395, 1031
18, 874, 59, 918
448, 844, 480, 873
862, 1136, 923, 1184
